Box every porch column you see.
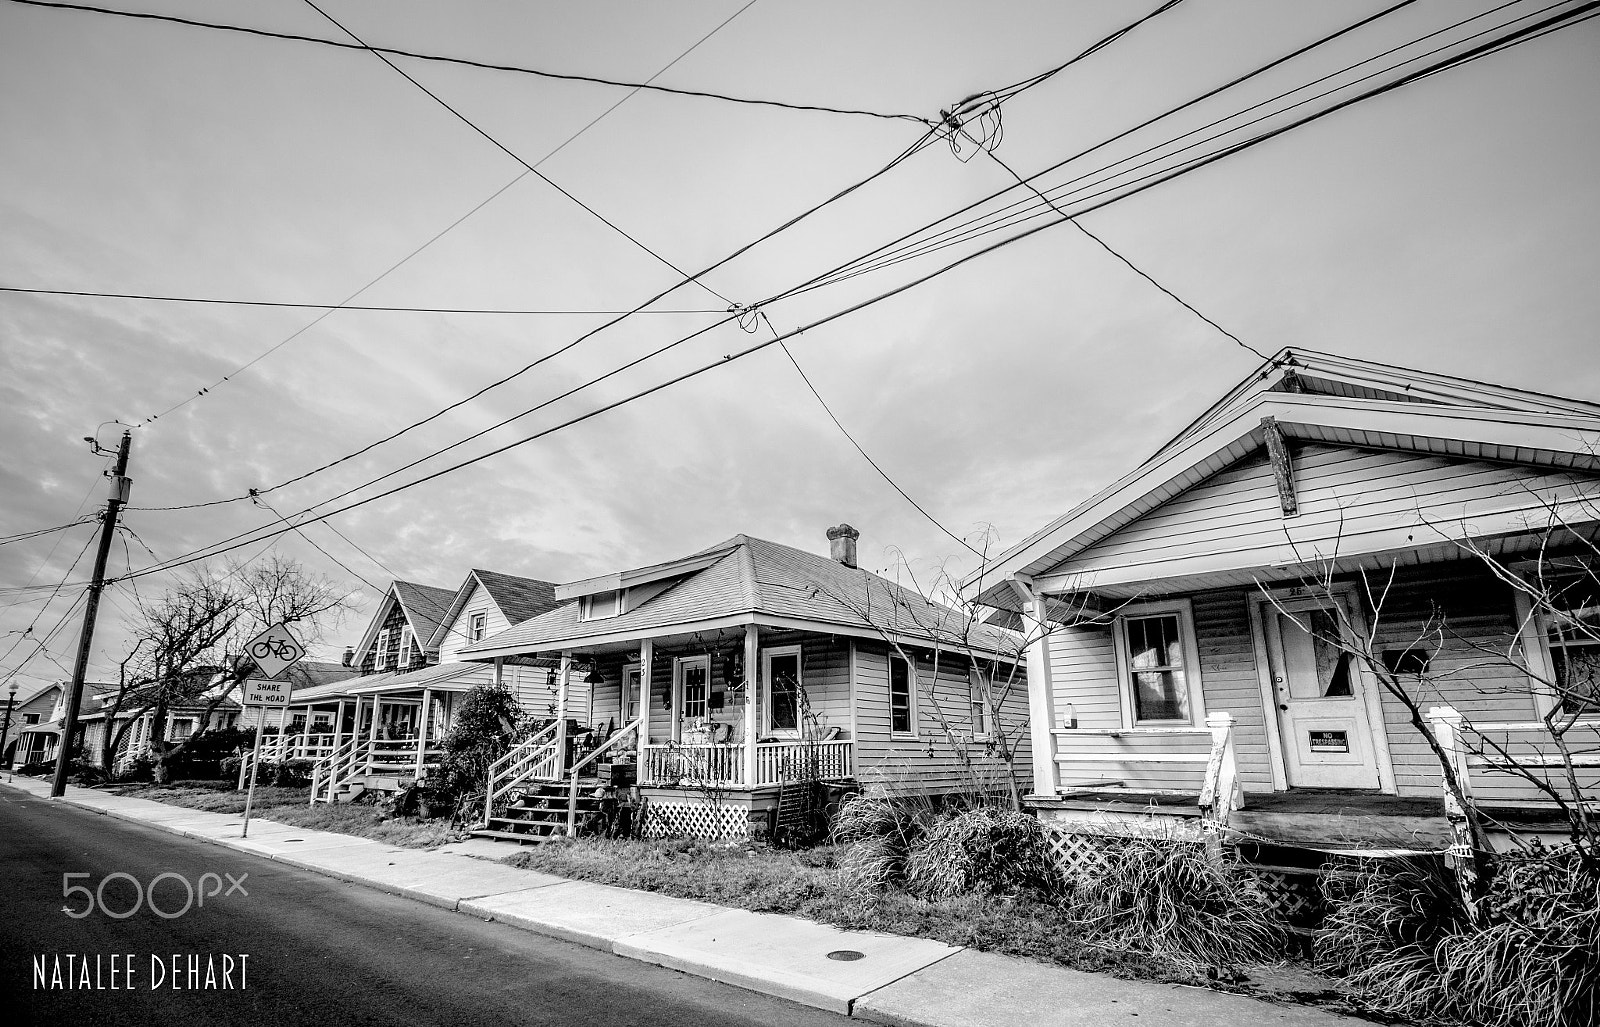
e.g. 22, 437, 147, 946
493, 656, 503, 690
1012, 578, 1059, 798
367, 697, 381, 771
416, 687, 433, 777
556, 651, 572, 776
639, 639, 653, 784
743, 624, 759, 787
331, 700, 346, 753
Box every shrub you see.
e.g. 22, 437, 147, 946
1319, 847, 1600, 1027
114, 752, 156, 783
1064, 829, 1287, 971
430, 683, 528, 822
269, 758, 314, 788
833, 785, 938, 889
904, 806, 1061, 899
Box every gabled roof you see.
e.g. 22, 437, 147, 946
427, 568, 560, 649
462, 535, 1021, 659
965, 347, 1600, 608
354, 579, 456, 660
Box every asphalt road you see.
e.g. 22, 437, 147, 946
0, 787, 850, 1027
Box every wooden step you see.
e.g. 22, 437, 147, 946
469, 829, 557, 845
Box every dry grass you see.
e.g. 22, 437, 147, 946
110, 781, 458, 848
507, 837, 1201, 984
1319, 851, 1600, 1027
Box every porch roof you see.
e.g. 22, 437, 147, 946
344, 662, 488, 695
461, 534, 1023, 660
965, 348, 1600, 609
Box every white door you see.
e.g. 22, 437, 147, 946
1262, 599, 1381, 789
672, 656, 710, 740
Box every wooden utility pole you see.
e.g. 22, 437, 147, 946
50, 431, 132, 798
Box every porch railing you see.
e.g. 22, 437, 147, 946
566, 717, 643, 834
482, 721, 561, 826
1049, 713, 1241, 825
1428, 707, 1600, 813
308, 736, 363, 804
639, 738, 855, 788
366, 737, 444, 772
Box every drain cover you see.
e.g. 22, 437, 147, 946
826, 950, 865, 962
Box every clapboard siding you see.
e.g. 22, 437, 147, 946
1191, 590, 1274, 791
1362, 562, 1545, 800
854, 641, 1031, 797
438, 581, 510, 663
1059, 444, 1600, 576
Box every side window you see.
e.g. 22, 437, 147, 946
1543, 573, 1600, 715
968, 668, 991, 739
374, 629, 391, 671
889, 656, 913, 735
468, 612, 487, 643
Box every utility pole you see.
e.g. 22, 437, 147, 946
50, 431, 132, 798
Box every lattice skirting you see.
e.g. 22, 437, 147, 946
1040, 823, 1329, 925
641, 800, 751, 841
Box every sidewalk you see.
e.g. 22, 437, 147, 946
4, 773, 1365, 1026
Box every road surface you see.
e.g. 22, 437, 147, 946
0, 786, 849, 1026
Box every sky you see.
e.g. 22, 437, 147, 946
2, 0, 1598, 690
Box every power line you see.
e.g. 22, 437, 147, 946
77, 2, 1591, 584
301, 0, 737, 307
771, 318, 982, 557
7, 0, 928, 125
0, 518, 96, 546
0, 286, 725, 315
789, 0, 1537, 295
981, 146, 1272, 362
133, 0, 757, 426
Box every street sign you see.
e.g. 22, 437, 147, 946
240, 676, 293, 708
242, 623, 305, 681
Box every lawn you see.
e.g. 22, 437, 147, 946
509, 839, 1204, 984
110, 780, 460, 848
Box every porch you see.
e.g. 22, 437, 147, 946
472, 622, 858, 842
1031, 708, 1598, 852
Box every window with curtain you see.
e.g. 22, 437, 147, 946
890, 656, 913, 735
1122, 614, 1190, 723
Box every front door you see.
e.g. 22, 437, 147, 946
673, 656, 710, 741
1261, 598, 1381, 789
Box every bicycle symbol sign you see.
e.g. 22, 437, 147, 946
241, 623, 305, 692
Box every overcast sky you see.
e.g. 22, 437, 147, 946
3, 0, 1597, 689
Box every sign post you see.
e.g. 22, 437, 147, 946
240, 624, 305, 838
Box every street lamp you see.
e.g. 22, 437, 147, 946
1, 683, 16, 771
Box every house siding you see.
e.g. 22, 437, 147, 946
1057, 444, 1600, 583
1040, 561, 1573, 804
439, 581, 510, 663
855, 640, 1031, 798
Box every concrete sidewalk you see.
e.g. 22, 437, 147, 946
3, 773, 1365, 1025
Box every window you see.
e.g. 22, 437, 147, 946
1543, 573, 1600, 715
467, 611, 487, 643
374, 628, 391, 671
581, 590, 621, 621
968, 668, 992, 739
23, 713, 40, 725
764, 647, 802, 735
1115, 605, 1203, 725
399, 626, 415, 668
889, 656, 914, 735
680, 660, 708, 721
168, 718, 195, 741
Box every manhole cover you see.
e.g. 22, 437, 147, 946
826, 950, 865, 962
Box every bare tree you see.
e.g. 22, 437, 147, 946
114, 555, 354, 783
1260, 498, 1600, 912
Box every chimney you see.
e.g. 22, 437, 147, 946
341, 646, 355, 668
826, 523, 860, 569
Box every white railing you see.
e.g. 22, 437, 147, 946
754, 738, 853, 785
640, 739, 856, 788
1428, 706, 1600, 810
482, 722, 561, 826
642, 742, 745, 786
1050, 714, 1241, 824
566, 717, 643, 834
308, 736, 364, 804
